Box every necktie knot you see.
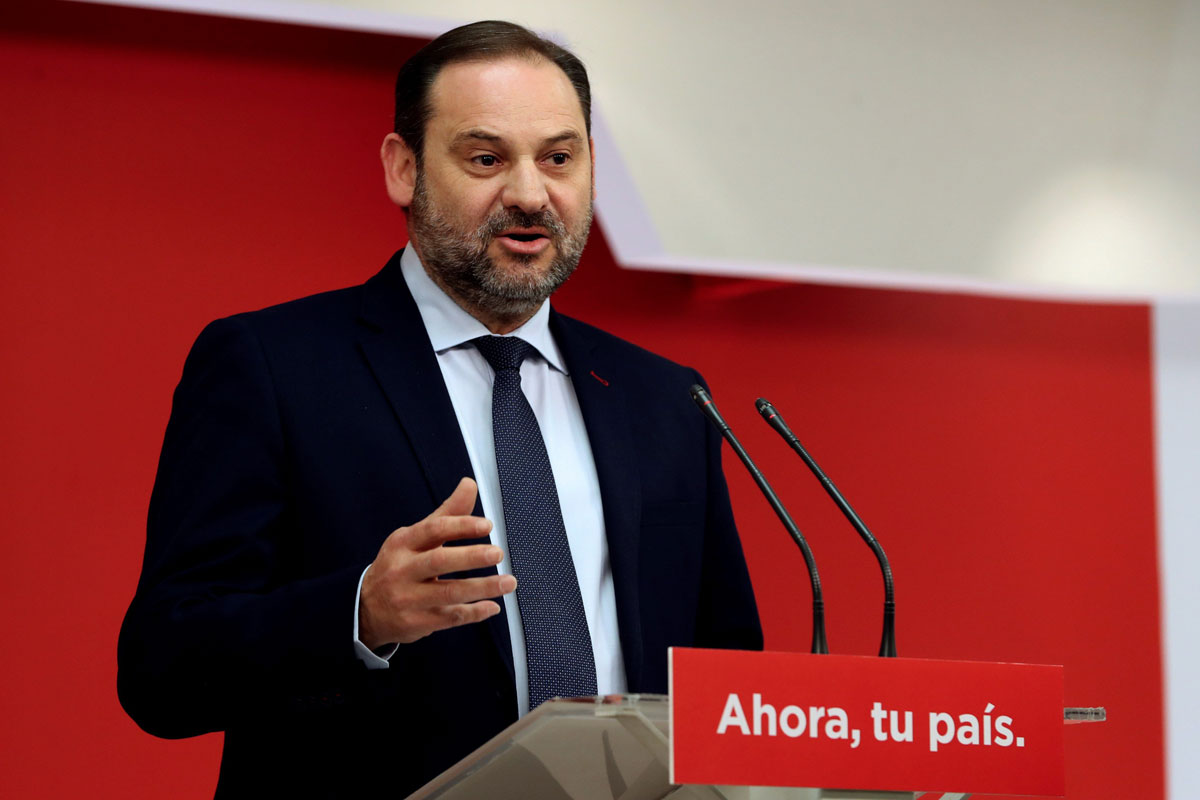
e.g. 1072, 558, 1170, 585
473, 335, 535, 374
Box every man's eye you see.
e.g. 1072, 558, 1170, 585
547, 153, 569, 166
473, 155, 499, 167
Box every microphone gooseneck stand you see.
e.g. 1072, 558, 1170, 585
756, 398, 897, 657
690, 385, 829, 655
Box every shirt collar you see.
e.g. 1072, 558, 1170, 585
399, 245, 568, 374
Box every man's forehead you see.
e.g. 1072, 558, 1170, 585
425, 56, 587, 138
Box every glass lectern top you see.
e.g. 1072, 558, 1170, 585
408, 694, 679, 800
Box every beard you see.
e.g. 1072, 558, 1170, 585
408, 169, 593, 322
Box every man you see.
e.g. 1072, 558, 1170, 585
118, 20, 761, 798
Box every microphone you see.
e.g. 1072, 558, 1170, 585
756, 398, 897, 657
690, 384, 829, 655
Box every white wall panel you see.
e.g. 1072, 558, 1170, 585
1155, 301, 1200, 799
279, 0, 1200, 295
86, 0, 1200, 296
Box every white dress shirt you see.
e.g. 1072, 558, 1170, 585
353, 246, 626, 716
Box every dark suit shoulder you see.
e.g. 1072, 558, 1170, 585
203, 250, 408, 339
215, 282, 365, 337
551, 311, 702, 382
193, 254, 415, 368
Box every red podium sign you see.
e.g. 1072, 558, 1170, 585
670, 648, 1065, 796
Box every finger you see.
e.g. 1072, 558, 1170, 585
406, 513, 493, 551
389, 600, 503, 645
430, 476, 478, 519
415, 543, 505, 581
423, 599, 503, 634
415, 574, 517, 608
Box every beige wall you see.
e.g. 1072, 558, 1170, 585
270, 0, 1200, 296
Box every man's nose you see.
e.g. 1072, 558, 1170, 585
501, 160, 550, 213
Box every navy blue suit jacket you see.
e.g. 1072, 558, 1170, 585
118, 251, 762, 798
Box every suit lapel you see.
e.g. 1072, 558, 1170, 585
551, 311, 644, 691
356, 252, 515, 681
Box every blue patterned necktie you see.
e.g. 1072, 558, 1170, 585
472, 335, 598, 709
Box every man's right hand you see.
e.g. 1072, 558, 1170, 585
358, 477, 516, 650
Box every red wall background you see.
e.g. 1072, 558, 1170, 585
0, 3, 1160, 797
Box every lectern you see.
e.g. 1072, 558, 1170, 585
407, 656, 1103, 800
406, 694, 1103, 800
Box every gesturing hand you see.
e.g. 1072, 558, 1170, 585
358, 477, 516, 650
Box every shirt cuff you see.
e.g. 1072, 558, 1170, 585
353, 565, 398, 669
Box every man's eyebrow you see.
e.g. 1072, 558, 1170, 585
542, 130, 584, 147
451, 129, 504, 147
449, 129, 585, 149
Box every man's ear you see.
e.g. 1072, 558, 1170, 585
381, 132, 417, 208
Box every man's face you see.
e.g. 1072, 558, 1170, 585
408, 56, 594, 322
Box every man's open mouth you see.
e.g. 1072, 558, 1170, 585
495, 228, 552, 255
500, 229, 548, 242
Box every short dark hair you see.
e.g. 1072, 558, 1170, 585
393, 20, 592, 162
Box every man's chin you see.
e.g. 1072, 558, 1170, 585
475, 250, 572, 311
479, 271, 557, 302
482, 247, 561, 290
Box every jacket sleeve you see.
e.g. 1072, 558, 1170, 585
117, 315, 366, 739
